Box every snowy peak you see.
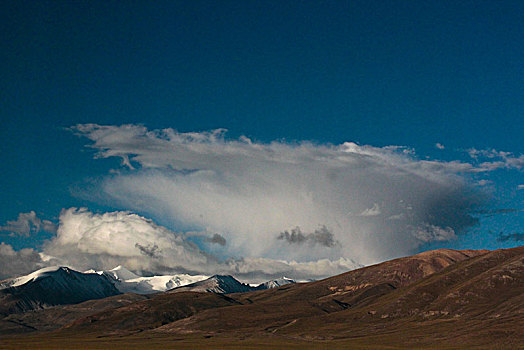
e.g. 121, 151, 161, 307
0, 266, 69, 289
257, 276, 296, 289
0, 265, 301, 313
104, 265, 140, 281
95, 266, 209, 294
112, 273, 210, 294
0, 267, 120, 315
207, 275, 254, 293
169, 275, 299, 294
169, 274, 254, 294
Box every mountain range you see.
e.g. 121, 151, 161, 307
92, 266, 211, 294
0, 265, 296, 315
0, 247, 523, 349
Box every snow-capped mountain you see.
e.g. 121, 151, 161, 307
100, 265, 140, 281
168, 275, 297, 294
255, 276, 296, 289
169, 275, 255, 294
0, 266, 120, 315
0, 266, 301, 315
93, 266, 209, 294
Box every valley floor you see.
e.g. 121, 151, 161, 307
1, 326, 521, 350
0, 336, 504, 350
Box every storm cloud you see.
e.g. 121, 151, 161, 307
69, 124, 488, 269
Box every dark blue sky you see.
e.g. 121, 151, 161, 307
1, 1, 522, 253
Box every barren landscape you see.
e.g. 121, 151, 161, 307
1, 247, 523, 349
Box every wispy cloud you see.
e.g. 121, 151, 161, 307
0, 211, 56, 237
476, 208, 523, 217
497, 232, 524, 242
466, 148, 524, 171
412, 224, 456, 242
476, 179, 493, 186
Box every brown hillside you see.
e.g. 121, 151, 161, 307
153, 248, 491, 335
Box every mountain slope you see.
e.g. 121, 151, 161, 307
153, 248, 496, 335
0, 293, 149, 335
0, 267, 121, 315
61, 292, 242, 334
274, 246, 524, 347
151, 247, 523, 348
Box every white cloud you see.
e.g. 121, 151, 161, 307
0, 211, 57, 237
43, 208, 214, 275
68, 124, 487, 269
435, 143, 445, 150
466, 148, 524, 171
412, 224, 457, 243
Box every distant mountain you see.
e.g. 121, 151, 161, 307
168, 274, 298, 294
168, 275, 254, 294
255, 276, 296, 290
0, 264, 298, 316
0, 266, 120, 315
94, 266, 209, 294
0, 265, 210, 315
